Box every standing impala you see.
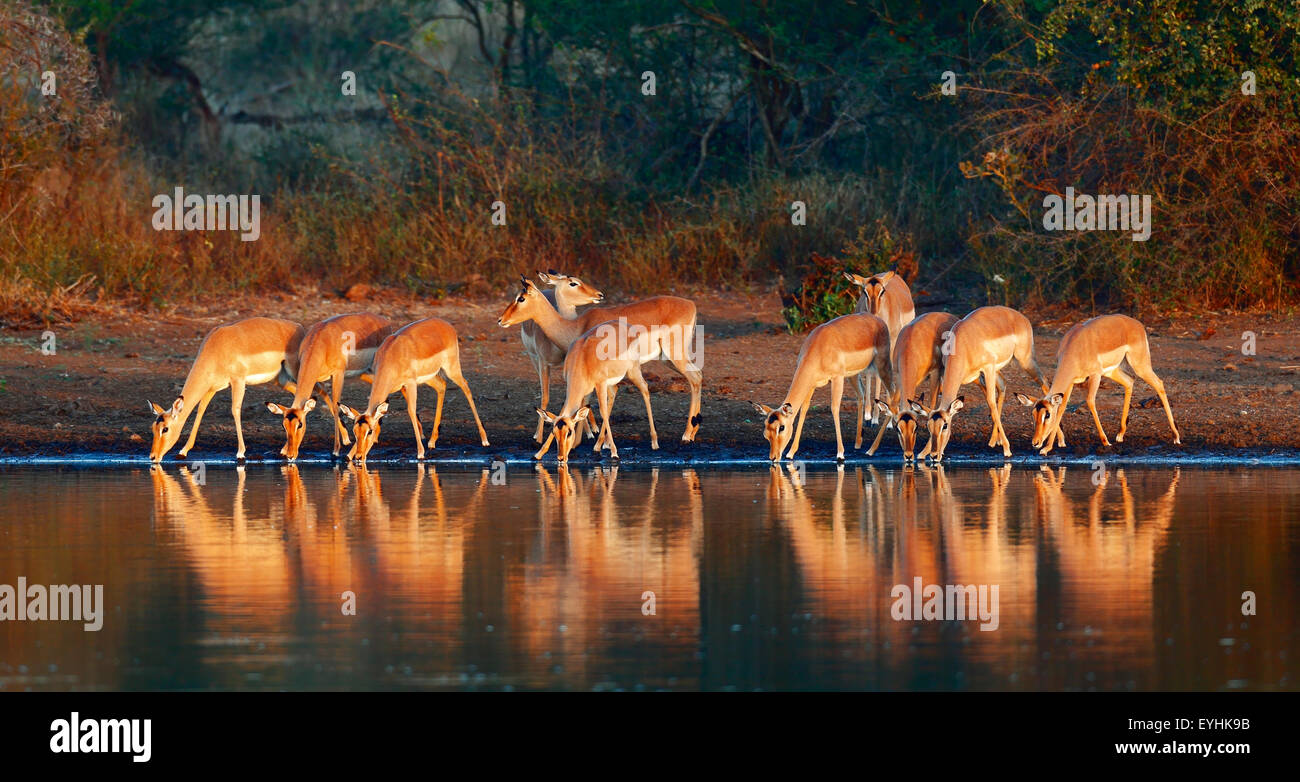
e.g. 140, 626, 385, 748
1015, 314, 1180, 454
751, 312, 893, 462
869, 311, 959, 461
927, 305, 1057, 461
498, 277, 702, 447
536, 318, 659, 462
845, 270, 916, 425
267, 312, 392, 460
338, 316, 490, 463
148, 317, 306, 462
521, 270, 605, 442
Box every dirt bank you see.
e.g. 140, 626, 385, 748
2, 286, 1298, 463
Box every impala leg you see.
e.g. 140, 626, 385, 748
668, 355, 703, 443
976, 375, 998, 448
1107, 368, 1135, 443
534, 429, 555, 460
328, 371, 348, 456
787, 388, 815, 460
1127, 351, 1181, 445
853, 373, 865, 451
830, 375, 846, 461
178, 388, 217, 458
445, 363, 489, 447
1084, 373, 1111, 446
983, 369, 1012, 458
311, 380, 347, 447
857, 373, 870, 425
597, 383, 618, 460
229, 379, 248, 460
425, 376, 445, 451
992, 375, 1008, 448
403, 381, 424, 459
1040, 386, 1074, 456
534, 360, 549, 443
868, 373, 881, 426
919, 369, 940, 458
593, 385, 622, 451
627, 366, 658, 450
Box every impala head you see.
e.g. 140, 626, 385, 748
498, 276, 546, 328
147, 398, 185, 462
340, 402, 388, 463
843, 270, 895, 314
876, 396, 927, 461
536, 269, 604, 306
537, 407, 592, 462
925, 396, 965, 462
751, 401, 796, 461
1017, 392, 1066, 449
266, 399, 316, 460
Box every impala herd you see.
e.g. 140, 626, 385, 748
147, 268, 1181, 465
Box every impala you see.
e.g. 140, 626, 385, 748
1015, 314, 1180, 454
927, 305, 1057, 461
148, 317, 305, 462
845, 270, 916, 425
521, 270, 605, 442
751, 312, 893, 462
267, 312, 392, 460
498, 277, 702, 449
536, 318, 659, 462
870, 311, 959, 460
338, 317, 490, 463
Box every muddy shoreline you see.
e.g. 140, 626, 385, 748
3, 286, 1298, 465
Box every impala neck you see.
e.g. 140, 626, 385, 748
528, 296, 585, 350
549, 288, 580, 319
781, 362, 820, 412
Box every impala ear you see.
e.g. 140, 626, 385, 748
149, 401, 165, 415
874, 398, 893, 415
536, 407, 559, 424
339, 405, 359, 421
751, 401, 774, 416
878, 270, 896, 283
1049, 392, 1065, 407
373, 402, 389, 418
842, 271, 867, 287
267, 402, 286, 416
949, 396, 965, 413
168, 398, 184, 416
909, 398, 928, 415
574, 406, 593, 422
1016, 393, 1036, 407
302, 398, 317, 413
778, 402, 794, 416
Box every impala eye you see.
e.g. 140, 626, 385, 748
778, 425, 786, 432
569, 281, 578, 287
162, 427, 169, 434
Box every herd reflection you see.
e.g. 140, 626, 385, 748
0, 462, 1293, 690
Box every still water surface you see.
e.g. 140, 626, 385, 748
0, 464, 1295, 691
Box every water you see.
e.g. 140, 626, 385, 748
0, 463, 1295, 691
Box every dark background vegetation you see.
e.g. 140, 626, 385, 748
2, 0, 1298, 326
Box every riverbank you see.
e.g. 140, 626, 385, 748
2, 285, 1298, 463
